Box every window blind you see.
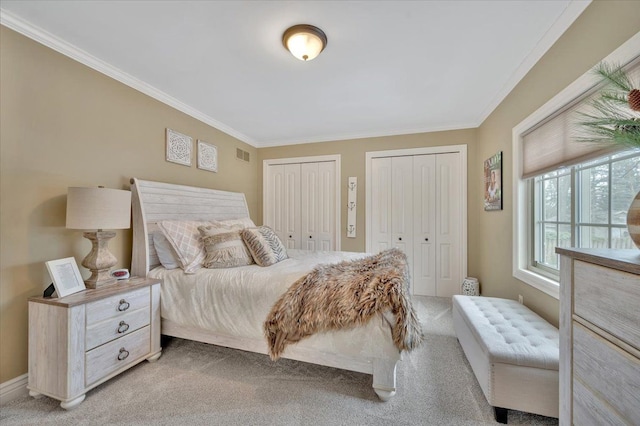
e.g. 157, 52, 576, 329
522, 59, 640, 179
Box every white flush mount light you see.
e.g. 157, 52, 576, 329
282, 24, 327, 61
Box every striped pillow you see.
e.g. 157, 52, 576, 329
241, 226, 288, 267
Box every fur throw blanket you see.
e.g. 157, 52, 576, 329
264, 248, 423, 360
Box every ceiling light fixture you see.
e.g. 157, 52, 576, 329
282, 24, 327, 61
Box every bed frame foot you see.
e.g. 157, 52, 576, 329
372, 358, 398, 401
494, 406, 508, 424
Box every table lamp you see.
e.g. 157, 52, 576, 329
66, 186, 131, 288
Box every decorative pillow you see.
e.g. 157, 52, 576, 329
199, 225, 254, 268
152, 232, 180, 270
157, 220, 212, 274
241, 226, 288, 267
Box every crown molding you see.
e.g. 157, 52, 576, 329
0, 9, 257, 147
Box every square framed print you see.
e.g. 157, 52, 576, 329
197, 140, 218, 172
166, 128, 192, 166
484, 151, 503, 211
45, 257, 85, 298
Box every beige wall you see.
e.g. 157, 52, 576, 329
258, 129, 478, 254
2, 0, 639, 386
473, 0, 640, 326
0, 27, 258, 383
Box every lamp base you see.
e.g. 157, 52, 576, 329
82, 231, 118, 289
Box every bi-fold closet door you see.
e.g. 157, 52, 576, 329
369, 153, 462, 297
264, 160, 336, 251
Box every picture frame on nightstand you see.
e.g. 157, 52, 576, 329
45, 257, 85, 298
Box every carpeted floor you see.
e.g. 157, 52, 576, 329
1, 297, 559, 425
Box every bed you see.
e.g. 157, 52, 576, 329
130, 178, 418, 400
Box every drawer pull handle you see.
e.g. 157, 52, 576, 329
118, 300, 130, 311
117, 348, 130, 361
116, 321, 130, 334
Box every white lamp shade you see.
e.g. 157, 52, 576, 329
66, 187, 131, 230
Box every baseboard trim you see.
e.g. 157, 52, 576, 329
0, 373, 28, 406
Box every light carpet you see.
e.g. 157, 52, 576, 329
1, 297, 559, 425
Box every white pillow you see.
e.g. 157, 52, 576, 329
152, 232, 180, 270
157, 220, 212, 274
157, 217, 255, 274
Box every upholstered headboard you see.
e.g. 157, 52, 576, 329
130, 178, 250, 277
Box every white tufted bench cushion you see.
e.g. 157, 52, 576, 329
452, 295, 559, 423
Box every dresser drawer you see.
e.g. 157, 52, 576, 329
573, 323, 640, 423
86, 287, 150, 326
86, 307, 150, 350
573, 377, 627, 426
574, 260, 640, 350
85, 326, 150, 386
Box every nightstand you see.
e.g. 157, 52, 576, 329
28, 277, 162, 410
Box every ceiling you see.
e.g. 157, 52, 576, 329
0, 1, 590, 148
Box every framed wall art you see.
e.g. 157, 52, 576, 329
166, 128, 192, 166
484, 151, 503, 211
197, 140, 218, 172
45, 257, 85, 298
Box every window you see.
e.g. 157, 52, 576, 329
512, 34, 639, 299
531, 150, 640, 278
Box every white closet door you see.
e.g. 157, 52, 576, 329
300, 163, 322, 250
265, 164, 286, 244
316, 161, 336, 250
282, 164, 301, 249
435, 153, 462, 297
412, 155, 436, 296
370, 157, 393, 252
391, 156, 413, 261
266, 164, 301, 249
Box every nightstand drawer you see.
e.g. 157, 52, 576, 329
574, 260, 640, 350
86, 287, 150, 326
86, 307, 150, 350
85, 326, 150, 386
573, 323, 640, 422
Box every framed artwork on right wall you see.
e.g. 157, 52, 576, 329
484, 151, 503, 211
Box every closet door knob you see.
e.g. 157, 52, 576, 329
289, 235, 292, 238
398, 237, 402, 241
425, 238, 429, 242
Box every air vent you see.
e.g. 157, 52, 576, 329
236, 148, 250, 163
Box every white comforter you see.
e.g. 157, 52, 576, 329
148, 249, 400, 360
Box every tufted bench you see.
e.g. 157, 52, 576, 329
452, 295, 559, 424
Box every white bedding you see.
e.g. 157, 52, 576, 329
148, 249, 400, 360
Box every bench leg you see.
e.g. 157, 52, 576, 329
494, 406, 508, 424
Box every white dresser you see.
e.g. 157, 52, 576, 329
28, 277, 162, 409
557, 248, 640, 425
